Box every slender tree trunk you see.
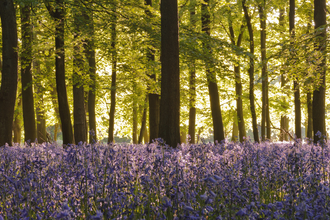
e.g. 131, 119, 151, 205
188, 0, 197, 144
50, 86, 60, 142
13, 97, 22, 144
73, 0, 87, 144
143, 127, 149, 143
290, 0, 301, 139
138, 97, 148, 144
132, 93, 138, 144
313, 0, 327, 143
159, 0, 181, 147
232, 115, 238, 142
242, 0, 259, 142
145, 0, 160, 142
108, 2, 117, 143
83, 3, 97, 143
202, 0, 225, 143
228, 13, 246, 143
45, 0, 74, 145
34, 60, 47, 143
0, 0, 18, 146
259, 2, 269, 141
235, 66, 247, 141
279, 8, 289, 141
21, 4, 36, 143
307, 92, 313, 139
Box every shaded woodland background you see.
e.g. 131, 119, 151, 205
0, 0, 328, 147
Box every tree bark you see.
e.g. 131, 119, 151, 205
242, 0, 259, 142
108, 1, 117, 143
132, 93, 138, 144
34, 60, 47, 143
45, 0, 74, 145
83, 2, 97, 143
0, 0, 18, 146
259, 2, 269, 141
159, 0, 181, 147
232, 115, 238, 142
73, 0, 87, 144
228, 18, 246, 142
307, 92, 313, 140
290, 0, 301, 139
138, 96, 148, 144
21, 4, 36, 143
145, 0, 160, 142
313, 0, 327, 143
188, 0, 197, 144
279, 7, 289, 141
13, 97, 22, 144
202, 0, 225, 144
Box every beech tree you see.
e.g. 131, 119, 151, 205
73, 0, 87, 144
108, 0, 118, 143
21, 4, 37, 143
313, 0, 326, 143
202, 0, 225, 143
0, 0, 18, 146
159, 0, 181, 147
242, 0, 259, 142
45, 0, 74, 145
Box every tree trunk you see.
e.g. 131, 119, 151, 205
138, 96, 148, 144
242, 0, 259, 142
232, 115, 238, 142
73, 0, 87, 144
108, 2, 117, 143
132, 94, 138, 144
313, 0, 327, 143
143, 127, 149, 144
228, 10, 246, 143
159, 0, 181, 147
0, 0, 18, 146
235, 66, 247, 141
34, 60, 47, 143
259, 2, 269, 141
290, 0, 301, 139
13, 97, 22, 144
83, 3, 97, 143
21, 4, 36, 143
145, 0, 160, 142
45, 0, 74, 145
202, 0, 225, 144
307, 92, 313, 140
188, 0, 197, 144
279, 8, 289, 141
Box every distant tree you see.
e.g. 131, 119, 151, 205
138, 96, 148, 144
279, 7, 289, 141
289, 0, 301, 139
159, 0, 181, 147
258, 0, 270, 141
0, 0, 18, 146
13, 97, 22, 143
44, 0, 74, 145
188, 0, 197, 144
202, 0, 225, 143
108, 0, 118, 143
228, 9, 246, 142
73, 0, 87, 144
242, 0, 259, 142
21, 4, 37, 143
145, 0, 160, 142
83, 3, 97, 143
313, 0, 326, 143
